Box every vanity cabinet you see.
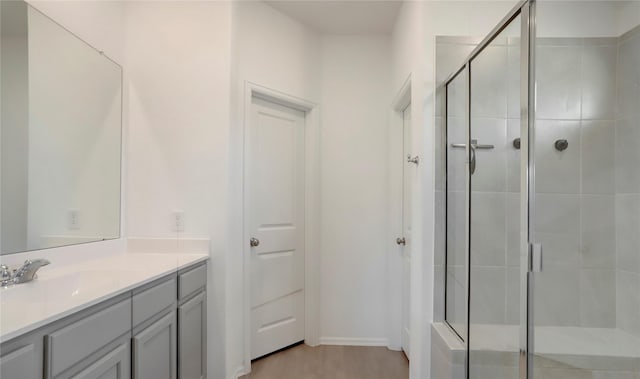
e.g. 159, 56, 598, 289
133, 311, 177, 379
177, 264, 207, 379
71, 341, 130, 379
132, 275, 178, 379
45, 297, 132, 378
0, 337, 42, 379
0, 261, 207, 379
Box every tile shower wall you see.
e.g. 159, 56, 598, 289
469, 35, 521, 327
533, 36, 618, 328
616, 25, 640, 338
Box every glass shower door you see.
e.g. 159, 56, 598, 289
445, 67, 469, 340
467, 13, 522, 379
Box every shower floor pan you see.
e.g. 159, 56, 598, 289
431, 322, 640, 379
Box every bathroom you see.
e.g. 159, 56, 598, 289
0, 1, 638, 379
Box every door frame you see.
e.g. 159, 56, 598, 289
388, 74, 412, 351
241, 81, 321, 373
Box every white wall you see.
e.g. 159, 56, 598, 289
390, 2, 428, 377
124, 2, 230, 240
319, 34, 391, 344
232, 2, 321, 102
123, 3, 232, 378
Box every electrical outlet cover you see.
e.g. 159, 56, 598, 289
68, 210, 80, 230
172, 211, 185, 232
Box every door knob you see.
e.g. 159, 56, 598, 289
396, 237, 406, 246
250, 238, 260, 247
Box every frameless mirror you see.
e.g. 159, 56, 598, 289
1, 1, 122, 255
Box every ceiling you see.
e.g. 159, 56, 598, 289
264, 1, 404, 35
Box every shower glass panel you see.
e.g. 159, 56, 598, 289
468, 14, 521, 379
532, 1, 640, 378
445, 68, 469, 339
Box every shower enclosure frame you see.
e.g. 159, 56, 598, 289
442, 0, 537, 378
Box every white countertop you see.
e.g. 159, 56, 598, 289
0, 252, 208, 342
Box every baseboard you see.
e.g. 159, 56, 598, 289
231, 365, 246, 379
319, 337, 389, 347
387, 343, 402, 351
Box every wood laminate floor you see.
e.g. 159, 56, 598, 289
240, 344, 409, 379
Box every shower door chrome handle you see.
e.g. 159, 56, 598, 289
450, 143, 494, 149
450, 140, 493, 175
469, 143, 477, 175
529, 243, 543, 273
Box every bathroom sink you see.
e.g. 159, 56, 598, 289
41, 270, 122, 297
0, 268, 143, 305
0, 268, 146, 333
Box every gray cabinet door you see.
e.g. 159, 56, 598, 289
0, 343, 41, 379
132, 311, 176, 379
46, 298, 131, 378
178, 291, 206, 379
70, 342, 130, 379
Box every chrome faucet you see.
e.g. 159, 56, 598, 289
0, 259, 50, 287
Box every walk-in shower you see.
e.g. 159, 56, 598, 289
434, 1, 640, 378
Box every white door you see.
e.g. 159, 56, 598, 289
247, 97, 305, 360
401, 104, 412, 357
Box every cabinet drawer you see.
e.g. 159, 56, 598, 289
46, 298, 131, 378
132, 277, 176, 327
178, 264, 206, 300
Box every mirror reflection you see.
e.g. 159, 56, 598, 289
0, 1, 122, 255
